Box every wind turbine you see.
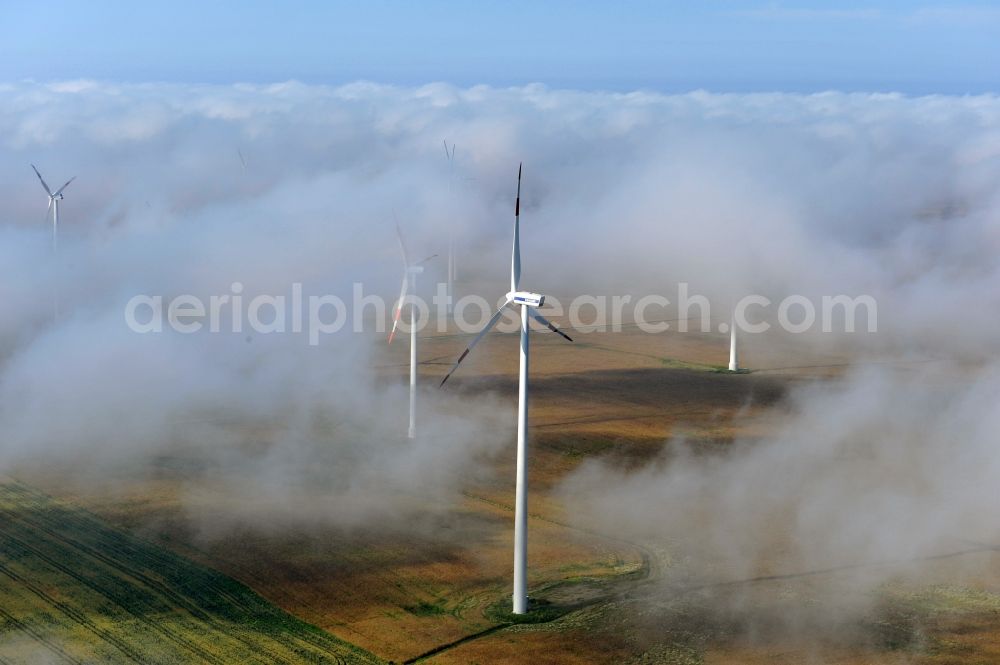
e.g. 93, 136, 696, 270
389, 222, 437, 439
443, 140, 457, 316
32, 164, 75, 320
31, 164, 75, 255
728, 317, 739, 371
439, 164, 573, 614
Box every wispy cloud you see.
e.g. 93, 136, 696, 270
727, 4, 882, 21
906, 4, 1000, 25
732, 4, 1000, 25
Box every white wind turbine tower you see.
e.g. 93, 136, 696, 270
440, 164, 573, 614
389, 223, 436, 439
443, 140, 457, 316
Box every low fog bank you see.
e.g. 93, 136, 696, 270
1, 81, 998, 539
559, 363, 1000, 640
0, 308, 514, 531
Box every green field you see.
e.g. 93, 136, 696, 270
0, 480, 383, 664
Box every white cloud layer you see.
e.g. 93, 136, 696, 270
1, 80, 999, 543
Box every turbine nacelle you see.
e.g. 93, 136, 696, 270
507, 291, 545, 308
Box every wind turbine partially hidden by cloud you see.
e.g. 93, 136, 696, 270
443, 140, 457, 317
31, 164, 75, 256
390, 220, 437, 439
729, 314, 740, 372
31, 164, 75, 319
439, 164, 573, 614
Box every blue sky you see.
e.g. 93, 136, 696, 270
1, 1, 997, 93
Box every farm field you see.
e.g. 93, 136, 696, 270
8, 324, 1000, 664
0, 480, 383, 664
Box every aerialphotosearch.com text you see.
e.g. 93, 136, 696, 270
124, 282, 877, 345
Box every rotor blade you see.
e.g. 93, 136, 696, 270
416, 253, 438, 266
439, 300, 512, 386
54, 176, 76, 196
31, 164, 52, 196
529, 311, 573, 342
238, 148, 247, 170
392, 214, 410, 268
511, 163, 522, 292
388, 272, 409, 345
515, 163, 521, 217
44, 197, 52, 224
442, 139, 451, 161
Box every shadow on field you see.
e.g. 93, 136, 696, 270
443, 367, 788, 412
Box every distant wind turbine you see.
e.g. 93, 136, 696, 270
443, 140, 457, 316
390, 222, 437, 439
32, 164, 75, 320
439, 164, 573, 614
31, 164, 75, 255
729, 315, 739, 371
